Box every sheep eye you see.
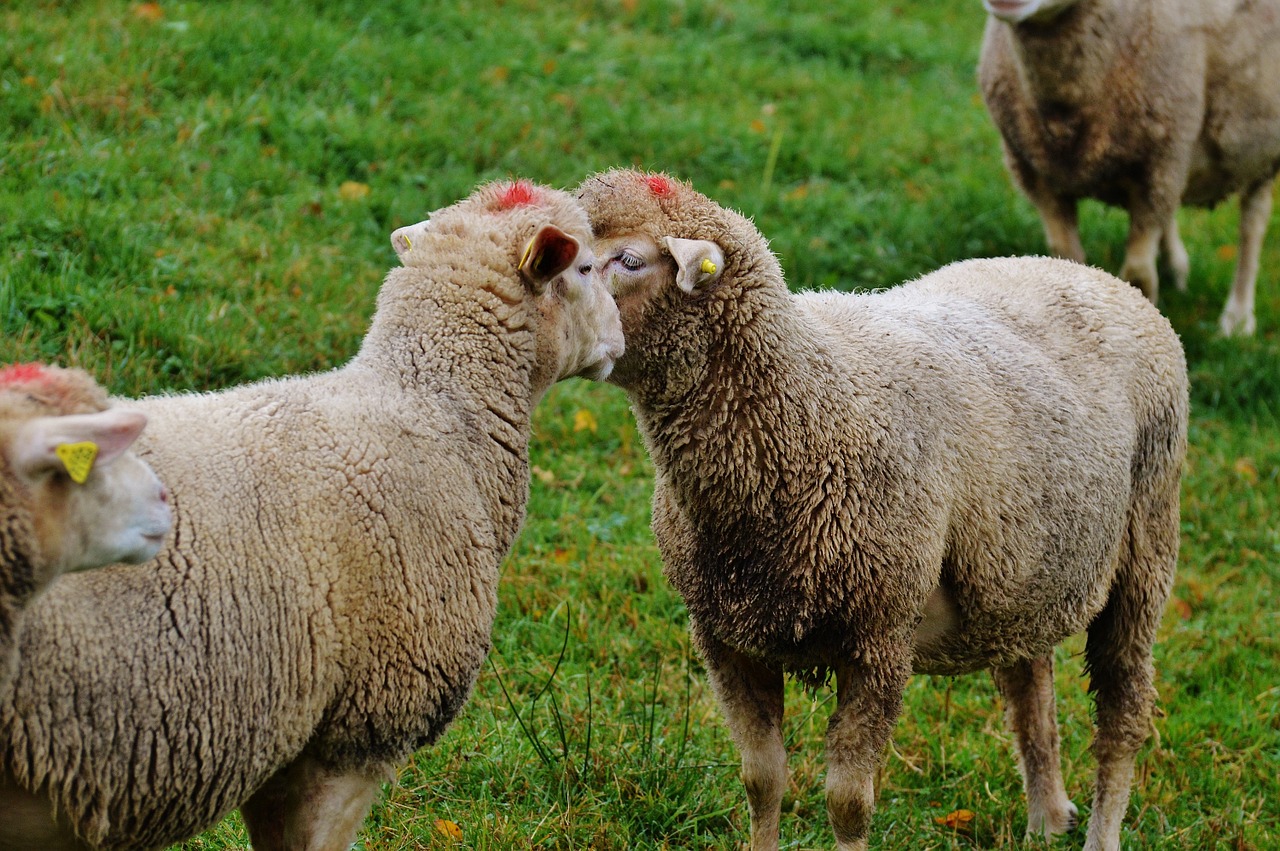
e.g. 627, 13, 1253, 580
619, 251, 644, 270
577, 262, 593, 276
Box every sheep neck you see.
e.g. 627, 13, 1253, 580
359, 276, 538, 551
1007, 1, 1128, 105
632, 285, 836, 521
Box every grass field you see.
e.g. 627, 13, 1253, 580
2, 1, 1277, 848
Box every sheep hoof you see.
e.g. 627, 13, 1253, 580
1218, 306, 1256, 337
1026, 800, 1079, 839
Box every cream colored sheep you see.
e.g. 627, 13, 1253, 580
0, 363, 171, 695
0, 180, 624, 851
577, 169, 1187, 851
978, 0, 1280, 336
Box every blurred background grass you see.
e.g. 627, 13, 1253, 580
2, 1, 1276, 848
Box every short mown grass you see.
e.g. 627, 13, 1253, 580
3, 1, 1277, 848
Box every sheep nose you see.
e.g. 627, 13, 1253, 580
159, 485, 171, 504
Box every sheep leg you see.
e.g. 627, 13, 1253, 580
825, 651, 911, 851
697, 626, 786, 851
240, 755, 387, 851
1031, 192, 1086, 264
1219, 177, 1272, 336
0, 774, 87, 851
990, 655, 1078, 839
1119, 208, 1167, 304
1160, 215, 1189, 292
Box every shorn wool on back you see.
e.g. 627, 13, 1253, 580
0, 180, 623, 851
0, 363, 170, 694
578, 169, 1188, 851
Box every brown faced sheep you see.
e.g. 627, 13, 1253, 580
577, 169, 1187, 851
978, 0, 1280, 336
0, 180, 624, 851
0, 363, 171, 695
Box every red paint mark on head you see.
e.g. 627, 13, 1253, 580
0, 363, 50, 388
645, 174, 674, 197
498, 180, 539, 209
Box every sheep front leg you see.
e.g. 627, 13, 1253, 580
825, 649, 911, 851
696, 625, 787, 851
1119, 208, 1168, 304
240, 755, 388, 851
991, 655, 1078, 839
1160, 214, 1190, 292
1031, 192, 1086, 264
1219, 177, 1272, 336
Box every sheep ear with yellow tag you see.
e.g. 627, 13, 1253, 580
518, 225, 580, 294
663, 237, 724, 293
11, 409, 149, 484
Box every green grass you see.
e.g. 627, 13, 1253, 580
3, 1, 1277, 848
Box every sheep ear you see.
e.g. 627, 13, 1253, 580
664, 237, 724, 293
11, 410, 148, 482
390, 219, 429, 265
518, 225, 580, 293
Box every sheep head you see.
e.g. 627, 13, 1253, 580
0, 364, 171, 586
388, 180, 623, 388
576, 169, 781, 393
982, 0, 1078, 25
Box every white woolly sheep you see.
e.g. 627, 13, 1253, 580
577, 169, 1188, 851
0, 363, 171, 695
978, 0, 1280, 335
0, 179, 624, 851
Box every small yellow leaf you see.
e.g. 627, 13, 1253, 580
531, 464, 555, 485
1216, 244, 1238, 262
133, 2, 164, 21
750, 118, 767, 134
934, 809, 976, 831
1233, 456, 1258, 484
434, 818, 463, 841
573, 408, 598, 434
1169, 596, 1192, 620
338, 181, 370, 201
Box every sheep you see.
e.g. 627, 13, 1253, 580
576, 168, 1188, 851
977, 0, 1280, 336
0, 363, 171, 695
0, 179, 624, 851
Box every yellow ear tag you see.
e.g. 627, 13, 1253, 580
403, 233, 412, 251
518, 236, 536, 271
700, 258, 718, 275
55, 441, 98, 484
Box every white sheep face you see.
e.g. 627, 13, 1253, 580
983, 0, 1077, 24
534, 235, 625, 383
8, 409, 172, 579
593, 233, 672, 330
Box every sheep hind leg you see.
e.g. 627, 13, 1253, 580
1082, 493, 1178, 851
240, 755, 388, 851
1219, 177, 1273, 337
825, 649, 911, 851
696, 628, 787, 851
990, 655, 1078, 839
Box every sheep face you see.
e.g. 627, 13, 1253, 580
5, 409, 171, 581
983, 0, 1077, 24
524, 226, 625, 385
592, 232, 724, 391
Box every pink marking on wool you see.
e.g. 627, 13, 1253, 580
645, 174, 674, 197
0, 363, 50, 387
497, 180, 539, 209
